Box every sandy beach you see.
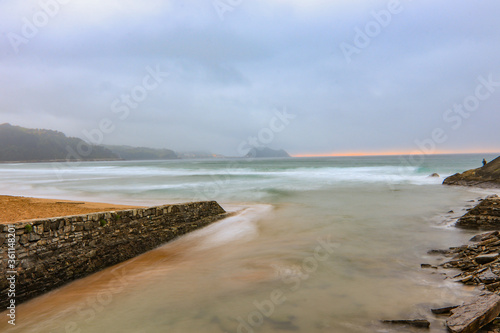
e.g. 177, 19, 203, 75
0, 195, 144, 224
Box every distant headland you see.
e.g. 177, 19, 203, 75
245, 147, 291, 158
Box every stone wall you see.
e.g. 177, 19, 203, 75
0, 201, 228, 308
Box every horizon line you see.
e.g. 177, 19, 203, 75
291, 150, 500, 158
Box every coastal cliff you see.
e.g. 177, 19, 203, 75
443, 156, 500, 188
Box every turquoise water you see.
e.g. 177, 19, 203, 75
1, 153, 499, 333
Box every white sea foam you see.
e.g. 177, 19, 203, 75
183, 204, 272, 251
0, 163, 426, 181
0, 162, 445, 204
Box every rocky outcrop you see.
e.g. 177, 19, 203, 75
455, 195, 500, 230
440, 230, 500, 289
443, 156, 500, 188
245, 147, 291, 158
424, 197, 500, 332
434, 230, 500, 332
446, 292, 500, 333
0, 201, 228, 308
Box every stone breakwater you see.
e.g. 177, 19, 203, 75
0, 201, 228, 308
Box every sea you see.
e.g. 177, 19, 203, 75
1, 153, 499, 333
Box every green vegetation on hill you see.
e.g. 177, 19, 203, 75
0, 123, 117, 162
104, 145, 178, 160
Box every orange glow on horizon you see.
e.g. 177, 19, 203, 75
292, 149, 500, 158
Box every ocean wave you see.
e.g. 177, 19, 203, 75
0, 161, 446, 203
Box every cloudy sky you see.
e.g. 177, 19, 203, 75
1, 0, 499, 156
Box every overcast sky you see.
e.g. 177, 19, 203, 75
1, 0, 499, 156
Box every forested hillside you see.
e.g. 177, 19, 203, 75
0, 123, 117, 162
104, 145, 178, 160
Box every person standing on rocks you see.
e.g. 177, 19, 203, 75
483, 158, 488, 166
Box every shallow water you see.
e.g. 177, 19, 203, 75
1, 154, 499, 332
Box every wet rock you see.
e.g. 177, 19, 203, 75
447, 292, 500, 333
266, 315, 299, 331
428, 249, 450, 255
441, 227, 500, 287
455, 196, 500, 230
475, 254, 499, 265
421, 264, 437, 269
431, 305, 459, 315
429, 173, 440, 178
381, 319, 430, 328
479, 268, 500, 284
470, 231, 500, 242
434, 193, 500, 332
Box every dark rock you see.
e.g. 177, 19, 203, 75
429, 173, 440, 178
266, 315, 299, 331
421, 264, 437, 269
479, 268, 500, 284
486, 282, 500, 292
447, 292, 500, 333
381, 319, 430, 328
448, 210, 455, 213
470, 231, 500, 242
431, 305, 459, 315
428, 249, 450, 255
470, 234, 483, 242
475, 254, 499, 265
443, 156, 500, 188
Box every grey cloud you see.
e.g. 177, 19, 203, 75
0, 0, 499, 156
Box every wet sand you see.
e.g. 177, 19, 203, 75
0, 195, 144, 223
